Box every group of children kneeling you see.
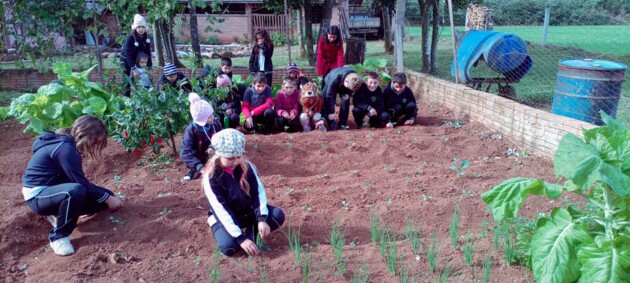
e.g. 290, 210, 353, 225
178, 61, 418, 183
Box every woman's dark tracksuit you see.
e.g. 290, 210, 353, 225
248, 44, 274, 85
352, 83, 386, 128
242, 85, 275, 133
321, 67, 357, 129
216, 91, 242, 129
204, 162, 285, 256
120, 31, 152, 97
22, 132, 112, 242
180, 120, 222, 176
382, 83, 418, 125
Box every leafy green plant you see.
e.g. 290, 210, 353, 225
437, 265, 452, 283
481, 112, 630, 283
301, 252, 311, 283
285, 220, 302, 267
450, 205, 460, 250
9, 63, 119, 134
482, 255, 492, 283
384, 239, 397, 276
210, 247, 221, 283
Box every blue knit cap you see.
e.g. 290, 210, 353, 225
163, 63, 178, 76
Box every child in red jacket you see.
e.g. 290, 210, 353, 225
274, 77, 301, 132
242, 72, 275, 134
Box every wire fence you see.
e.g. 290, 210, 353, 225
402, 1, 630, 127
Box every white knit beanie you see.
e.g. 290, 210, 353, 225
189, 93, 214, 126
131, 14, 149, 32
211, 129, 246, 158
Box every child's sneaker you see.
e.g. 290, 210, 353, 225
181, 169, 201, 182
45, 215, 57, 228
50, 237, 74, 256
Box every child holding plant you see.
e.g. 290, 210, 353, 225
352, 72, 386, 129
382, 73, 418, 128
242, 72, 275, 134
21, 115, 123, 256
274, 77, 301, 132
180, 93, 222, 182
215, 75, 242, 129
202, 128, 285, 256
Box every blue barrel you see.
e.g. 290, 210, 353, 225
552, 59, 627, 125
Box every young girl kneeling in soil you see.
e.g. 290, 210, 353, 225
202, 129, 285, 256
180, 93, 222, 182
21, 116, 123, 256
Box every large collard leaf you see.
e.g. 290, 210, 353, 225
81, 96, 108, 116
52, 62, 73, 79
577, 236, 630, 283
481, 178, 546, 221
555, 134, 630, 196
530, 208, 593, 283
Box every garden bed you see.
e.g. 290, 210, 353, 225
0, 101, 561, 282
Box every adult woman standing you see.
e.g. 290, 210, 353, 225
317, 25, 345, 78
120, 14, 152, 97
21, 116, 123, 256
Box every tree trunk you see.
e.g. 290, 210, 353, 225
430, 0, 440, 74
297, 8, 305, 58
189, 4, 203, 68
160, 19, 184, 67
304, 0, 315, 66
382, 7, 393, 54
153, 21, 164, 66
418, 0, 430, 73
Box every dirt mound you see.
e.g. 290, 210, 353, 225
0, 103, 557, 282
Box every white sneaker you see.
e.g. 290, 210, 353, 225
45, 215, 57, 228
50, 237, 74, 256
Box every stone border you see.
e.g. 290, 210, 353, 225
405, 70, 596, 159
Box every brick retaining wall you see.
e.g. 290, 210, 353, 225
405, 70, 596, 159
0, 66, 319, 91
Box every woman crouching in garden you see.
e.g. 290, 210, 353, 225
202, 129, 285, 256
21, 116, 123, 256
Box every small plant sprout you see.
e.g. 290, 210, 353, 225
440, 136, 449, 142
493, 224, 501, 252
285, 220, 302, 267
301, 252, 311, 283
321, 143, 327, 150
341, 200, 350, 211
491, 133, 502, 140
253, 143, 259, 150
350, 170, 359, 176
113, 175, 122, 184
193, 255, 201, 265
286, 142, 293, 148
160, 208, 172, 215
328, 186, 339, 192
287, 134, 293, 140
450, 205, 460, 250
502, 223, 515, 266
156, 192, 172, 198
321, 173, 329, 179
351, 260, 370, 283
384, 239, 397, 276
444, 120, 464, 129
450, 158, 470, 176
108, 215, 126, 225
366, 132, 373, 138
211, 248, 221, 283
386, 198, 392, 205
396, 129, 402, 135
438, 265, 453, 283
506, 147, 519, 157
463, 233, 475, 267
330, 221, 347, 275
301, 204, 312, 211
257, 256, 268, 283
363, 181, 373, 189
285, 187, 294, 195
482, 156, 490, 161
370, 213, 380, 245
116, 191, 126, 200
383, 165, 392, 171
348, 141, 356, 148
277, 175, 284, 181
382, 138, 387, 144
405, 219, 422, 255
482, 255, 492, 283
427, 230, 444, 273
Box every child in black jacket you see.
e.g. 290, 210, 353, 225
158, 63, 192, 92
382, 73, 418, 128
180, 93, 222, 182
216, 75, 242, 129
21, 116, 123, 256
202, 129, 285, 256
353, 72, 386, 129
